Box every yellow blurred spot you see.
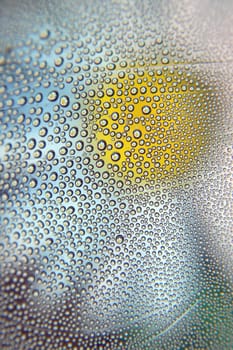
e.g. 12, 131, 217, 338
90, 66, 214, 183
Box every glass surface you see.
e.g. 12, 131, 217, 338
0, 1, 233, 349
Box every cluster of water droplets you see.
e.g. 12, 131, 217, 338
0, 1, 233, 349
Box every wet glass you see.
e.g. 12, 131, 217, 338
0, 0, 233, 349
